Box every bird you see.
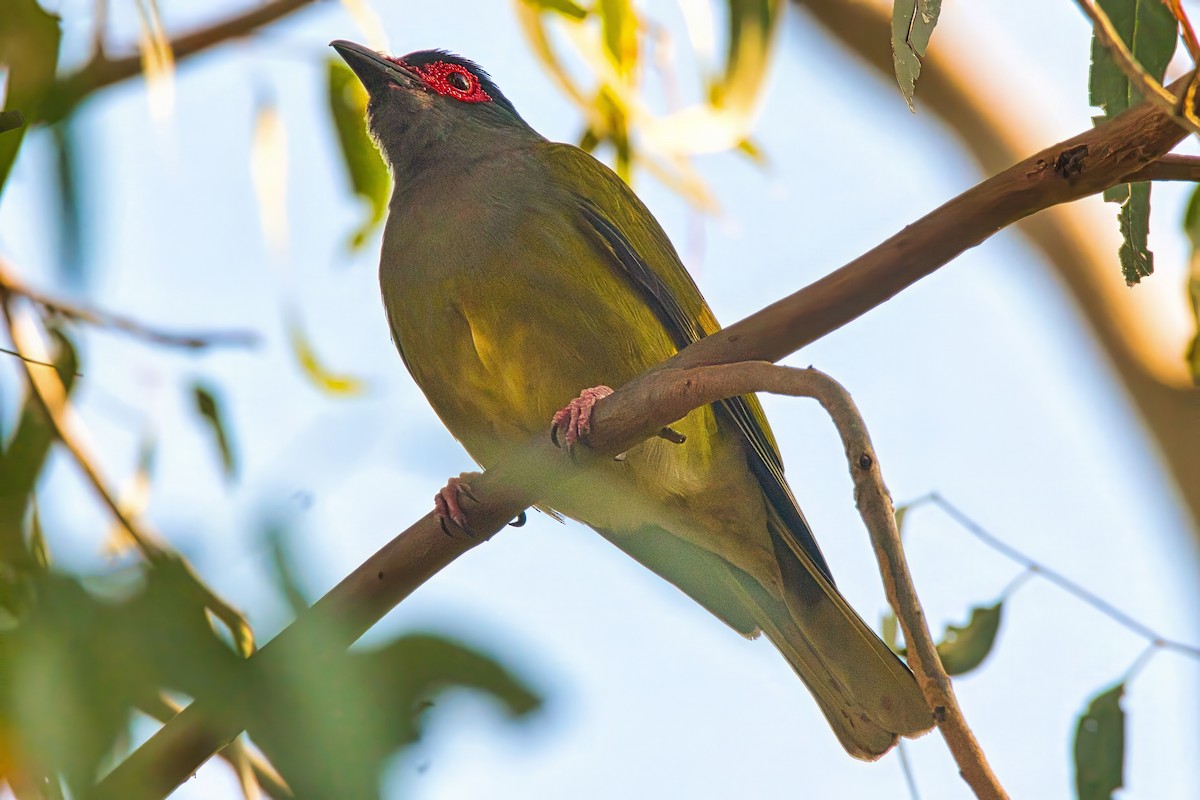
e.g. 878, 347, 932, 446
331, 39, 933, 759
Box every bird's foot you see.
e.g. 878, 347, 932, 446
434, 471, 481, 539
550, 385, 614, 448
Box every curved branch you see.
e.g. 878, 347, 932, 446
37, 0, 319, 125
91, 65, 1196, 800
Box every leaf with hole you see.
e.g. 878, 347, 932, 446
1074, 682, 1125, 800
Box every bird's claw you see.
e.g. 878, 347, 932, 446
550, 385, 614, 449
434, 472, 482, 539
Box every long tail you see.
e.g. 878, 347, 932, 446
720, 519, 933, 760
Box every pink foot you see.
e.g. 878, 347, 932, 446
434, 471, 481, 537
551, 386, 614, 447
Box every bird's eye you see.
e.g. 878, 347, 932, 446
446, 70, 472, 92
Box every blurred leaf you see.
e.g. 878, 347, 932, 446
50, 117, 85, 284
247, 631, 542, 798
1181, 184, 1200, 383
251, 100, 289, 258
735, 137, 766, 165
0, 0, 62, 197
0, 564, 243, 795
1073, 682, 1125, 800
264, 522, 310, 616
880, 610, 899, 653
1090, 0, 1177, 285
327, 59, 391, 250
0, 329, 78, 569
287, 313, 365, 396
103, 433, 156, 556
0, 111, 24, 134
600, 0, 637, 74
132, 0, 175, 120
191, 381, 238, 480
933, 601, 1002, 676
527, 0, 588, 20
891, 0, 942, 111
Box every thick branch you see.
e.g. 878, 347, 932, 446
93, 65, 1197, 800
1126, 153, 1200, 182
37, 0, 318, 125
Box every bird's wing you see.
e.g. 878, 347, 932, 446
539, 142, 833, 582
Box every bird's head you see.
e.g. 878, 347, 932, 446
330, 40, 537, 181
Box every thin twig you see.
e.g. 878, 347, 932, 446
1124, 153, 1200, 182
37, 0, 318, 125
904, 493, 1200, 661
0, 286, 254, 657
0, 266, 258, 350
0, 345, 77, 373
1069, 0, 1198, 134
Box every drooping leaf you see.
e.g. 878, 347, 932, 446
1181, 185, 1200, 383
191, 381, 238, 480
526, 0, 588, 20
932, 601, 1002, 676
327, 59, 391, 250
132, 0, 175, 120
1073, 682, 1126, 800
287, 312, 365, 396
0, 329, 78, 568
0, 0, 62, 197
1090, 0, 1178, 285
891, 0, 942, 111
50, 116, 85, 284
250, 99, 289, 258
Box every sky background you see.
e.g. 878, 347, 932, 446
2, 0, 1199, 798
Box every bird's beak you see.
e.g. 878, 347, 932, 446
330, 40, 420, 94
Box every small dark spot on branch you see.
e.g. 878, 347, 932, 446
377, 571, 384, 580
1053, 145, 1089, 179
858, 453, 873, 470
934, 705, 947, 723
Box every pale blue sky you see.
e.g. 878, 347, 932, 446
2, 1, 1198, 798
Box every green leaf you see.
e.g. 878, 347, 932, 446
1089, 0, 1177, 285
327, 59, 391, 250
933, 601, 1002, 676
1182, 185, 1200, 383
245, 631, 543, 798
0, 329, 78, 568
600, 0, 637, 73
1073, 682, 1126, 800
0, 0, 62, 197
1106, 181, 1155, 285
891, 0, 942, 111
190, 381, 237, 480
1089, 0, 1178, 119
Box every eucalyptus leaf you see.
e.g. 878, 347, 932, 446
328, 59, 391, 249
1073, 682, 1126, 800
891, 0, 942, 111
0, 0, 62, 196
191, 381, 238, 480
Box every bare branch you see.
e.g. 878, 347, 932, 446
92, 65, 1199, 800
37, 0, 319, 125
1, 272, 258, 351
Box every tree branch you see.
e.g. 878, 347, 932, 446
1125, 153, 1200, 182
797, 0, 1200, 538
37, 0, 319, 126
92, 65, 1197, 800
0, 268, 258, 350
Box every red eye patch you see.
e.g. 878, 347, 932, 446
412, 61, 492, 103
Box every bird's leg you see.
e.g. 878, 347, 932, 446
434, 471, 481, 538
550, 385, 614, 447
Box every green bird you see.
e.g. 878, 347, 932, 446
333, 40, 932, 759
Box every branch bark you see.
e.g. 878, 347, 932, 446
92, 72, 1198, 798
796, 0, 1200, 541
